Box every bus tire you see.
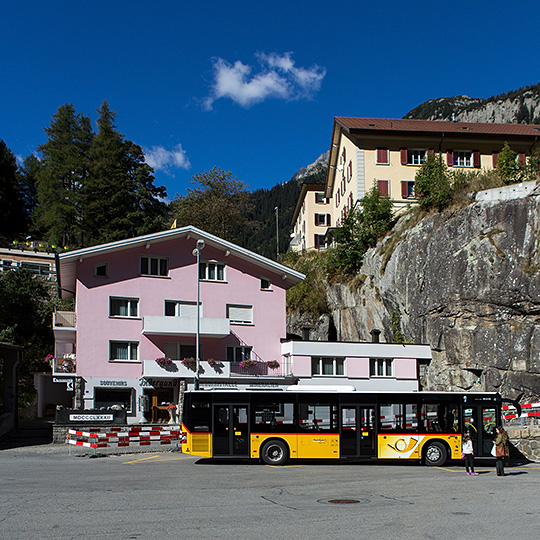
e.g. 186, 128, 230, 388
424, 441, 447, 466
261, 439, 289, 466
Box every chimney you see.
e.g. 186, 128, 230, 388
370, 329, 381, 343
301, 326, 311, 341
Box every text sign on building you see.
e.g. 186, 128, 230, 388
69, 414, 114, 422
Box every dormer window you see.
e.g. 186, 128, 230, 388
140, 256, 168, 277
199, 261, 225, 281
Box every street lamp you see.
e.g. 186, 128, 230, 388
192, 239, 205, 390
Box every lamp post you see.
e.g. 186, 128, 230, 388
274, 206, 279, 258
192, 239, 205, 390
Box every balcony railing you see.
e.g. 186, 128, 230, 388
54, 311, 76, 328
230, 358, 292, 377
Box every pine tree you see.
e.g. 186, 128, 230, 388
34, 104, 93, 247
84, 101, 167, 244
0, 140, 26, 242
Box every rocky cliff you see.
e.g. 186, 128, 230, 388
319, 187, 540, 401
404, 83, 540, 124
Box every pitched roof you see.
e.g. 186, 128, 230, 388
335, 117, 540, 138
58, 226, 305, 298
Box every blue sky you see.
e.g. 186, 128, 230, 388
2, 1, 539, 199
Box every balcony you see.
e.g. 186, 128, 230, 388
53, 311, 76, 341
142, 316, 230, 338
142, 357, 293, 380
52, 353, 76, 375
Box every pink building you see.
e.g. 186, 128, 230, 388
51, 226, 431, 424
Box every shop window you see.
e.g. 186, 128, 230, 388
94, 388, 134, 413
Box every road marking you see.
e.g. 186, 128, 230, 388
122, 455, 195, 464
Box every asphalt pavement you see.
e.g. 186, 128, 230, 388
1, 439, 539, 540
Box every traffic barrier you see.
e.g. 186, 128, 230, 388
67, 425, 182, 454
502, 402, 540, 420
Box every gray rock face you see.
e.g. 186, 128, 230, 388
325, 192, 540, 401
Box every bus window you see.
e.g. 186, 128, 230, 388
380, 403, 418, 432
253, 397, 295, 433
420, 402, 460, 433
189, 400, 211, 432
299, 402, 337, 432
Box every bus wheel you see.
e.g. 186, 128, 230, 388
424, 441, 447, 466
261, 440, 289, 466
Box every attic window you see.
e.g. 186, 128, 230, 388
95, 263, 108, 277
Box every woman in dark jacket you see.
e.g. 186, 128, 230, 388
493, 426, 509, 476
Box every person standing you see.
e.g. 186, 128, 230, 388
493, 426, 510, 476
462, 433, 478, 475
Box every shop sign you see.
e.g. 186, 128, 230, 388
99, 380, 128, 387
53, 377, 74, 391
69, 414, 114, 421
139, 377, 178, 388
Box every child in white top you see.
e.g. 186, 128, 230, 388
462, 433, 478, 475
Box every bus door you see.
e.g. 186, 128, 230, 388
340, 405, 376, 458
463, 403, 498, 457
213, 404, 249, 457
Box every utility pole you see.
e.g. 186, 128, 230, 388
275, 206, 279, 258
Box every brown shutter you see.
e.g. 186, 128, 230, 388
401, 181, 408, 198
326, 214, 331, 226
400, 148, 407, 165
447, 151, 454, 166
428, 148, 435, 156
473, 151, 480, 167
492, 152, 499, 168
377, 180, 389, 196
314, 214, 319, 226
519, 152, 526, 166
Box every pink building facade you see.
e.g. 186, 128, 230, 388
52, 226, 432, 424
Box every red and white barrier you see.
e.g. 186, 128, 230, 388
67, 425, 182, 452
502, 402, 540, 420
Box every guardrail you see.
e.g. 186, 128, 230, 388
502, 402, 540, 420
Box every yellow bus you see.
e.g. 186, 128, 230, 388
181, 390, 519, 466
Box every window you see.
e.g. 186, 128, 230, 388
20, 261, 51, 275
299, 401, 337, 431
377, 180, 389, 196
1, 259, 13, 272
315, 193, 327, 204
401, 148, 426, 166
165, 300, 200, 317
95, 263, 108, 277
379, 403, 417, 431
448, 150, 480, 168
226, 304, 253, 324
140, 256, 168, 277
164, 342, 197, 360
109, 341, 139, 362
199, 261, 225, 281
312, 356, 344, 376
376, 148, 389, 164
94, 388, 134, 413
314, 213, 330, 226
401, 181, 415, 199
370, 358, 393, 377
314, 234, 326, 249
420, 402, 459, 433
110, 297, 139, 318
227, 346, 252, 363
253, 396, 295, 433
260, 278, 272, 290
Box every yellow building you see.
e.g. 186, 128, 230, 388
290, 183, 331, 252
326, 117, 540, 226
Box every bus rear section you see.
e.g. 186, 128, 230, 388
181, 390, 506, 466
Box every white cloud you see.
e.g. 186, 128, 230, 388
203, 52, 326, 110
144, 143, 191, 174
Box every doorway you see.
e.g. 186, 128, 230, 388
213, 404, 249, 457
340, 405, 376, 458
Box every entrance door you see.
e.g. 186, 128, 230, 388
463, 404, 498, 457
340, 405, 376, 458
213, 404, 249, 457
